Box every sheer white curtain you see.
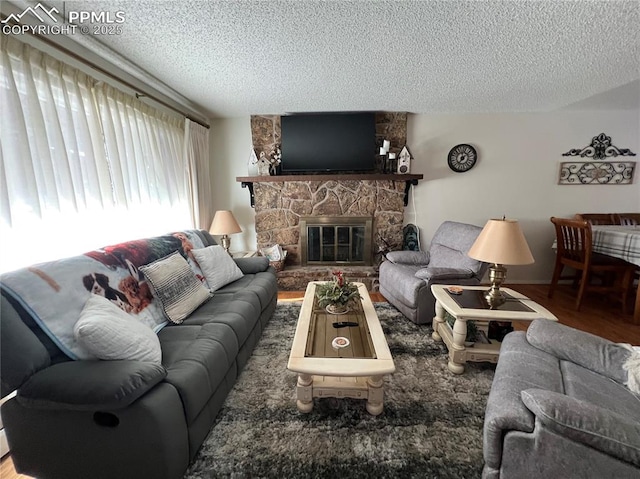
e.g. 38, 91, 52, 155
185, 119, 212, 229
94, 83, 191, 235
0, 38, 193, 273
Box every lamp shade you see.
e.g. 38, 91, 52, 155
209, 210, 242, 235
468, 219, 534, 265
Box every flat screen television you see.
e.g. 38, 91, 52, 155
280, 112, 376, 173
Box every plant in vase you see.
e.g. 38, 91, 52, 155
315, 270, 362, 314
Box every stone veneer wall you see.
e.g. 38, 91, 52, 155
254, 180, 405, 288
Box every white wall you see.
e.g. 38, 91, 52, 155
212, 111, 639, 282
407, 111, 640, 282
209, 117, 257, 252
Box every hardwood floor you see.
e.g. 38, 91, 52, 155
2, 283, 638, 478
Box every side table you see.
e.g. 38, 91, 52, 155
431, 285, 557, 374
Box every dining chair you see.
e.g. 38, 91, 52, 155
615, 213, 640, 226
549, 216, 635, 312
575, 213, 617, 225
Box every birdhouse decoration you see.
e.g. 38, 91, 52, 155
397, 146, 412, 174
247, 149, 259, 176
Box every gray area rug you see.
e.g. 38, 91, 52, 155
185, 302, 495, 479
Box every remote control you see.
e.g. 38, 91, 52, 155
332, 321, 358, 328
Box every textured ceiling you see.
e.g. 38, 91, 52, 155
47, 1, 640, 117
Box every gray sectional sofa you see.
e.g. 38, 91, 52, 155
483, 319, 640, 478
0, 230, 278, 479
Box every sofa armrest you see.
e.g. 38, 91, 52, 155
386, 250, 430, 265
526, 320, 631, 384
522, 388, 640, 467
234, 256, 270, 274
17, 360, 167, 411
414, 266, 475, 282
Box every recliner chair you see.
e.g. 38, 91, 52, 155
483, 319, 640, 478
378, 221, 488, 324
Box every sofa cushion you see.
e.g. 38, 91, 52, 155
428, 243, 482, 272
185, 297, 260, 349
159, 323, 239, 424
74, 295, 162, 364
385, 250, 430, 265
561, 361, 640, 422
233, 256, 270, 274
415, 266, 475, 281
192, 245, 244, 292
522, 388, 640, 467
527, 319, 631, 385
216, 272, 279, 310
140, 251, 212, 324
17, 360, 166, 410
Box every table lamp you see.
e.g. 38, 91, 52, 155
467, 217, 534, 308
209, 210, 242, 255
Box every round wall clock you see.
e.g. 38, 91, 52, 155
447, 144, 477, 173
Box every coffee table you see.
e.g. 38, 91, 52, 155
287, 281, 395, 415
431, 285, 557, 374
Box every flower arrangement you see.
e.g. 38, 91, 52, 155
267, 144, 281, 175
315, 271, 362, 313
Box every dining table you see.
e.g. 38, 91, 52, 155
591, 225, 640, 323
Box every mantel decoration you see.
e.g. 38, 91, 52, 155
315, 271, 362, 314
559, 132, 636, 185
265, 144, 282, 176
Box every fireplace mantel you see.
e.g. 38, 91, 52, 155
236, 173, 423, 207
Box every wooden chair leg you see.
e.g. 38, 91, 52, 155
575, 267, 589, 311
548, 261, 564, 298
620, 268, 634, 315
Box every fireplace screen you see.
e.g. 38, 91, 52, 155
300, 216, 373, 266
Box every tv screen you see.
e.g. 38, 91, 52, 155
281, 112, 376, 173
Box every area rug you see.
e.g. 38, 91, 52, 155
184, 302, 495, 479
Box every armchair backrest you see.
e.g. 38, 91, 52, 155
428, 221, 488, 276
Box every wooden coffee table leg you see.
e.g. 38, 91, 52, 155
448, 318, 467, 374
296, 373, 314, 413
432, 300, 445, 341
366, 375, 384, 415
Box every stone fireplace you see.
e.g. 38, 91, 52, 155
241, 111, 421, 290
252, 179, 406, 290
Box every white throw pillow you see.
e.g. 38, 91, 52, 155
74, 294, 162, 364
192, 245, 244, 292
140, 251, 212, 324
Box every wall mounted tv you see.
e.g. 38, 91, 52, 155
281, 112, 376, 173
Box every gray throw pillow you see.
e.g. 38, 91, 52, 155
140, 251, 212, 324
192, 245, 244, 292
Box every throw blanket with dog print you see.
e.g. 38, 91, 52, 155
0, 230, 209, 360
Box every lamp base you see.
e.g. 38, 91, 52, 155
484, 263, 507, 309
220, 235, 232, 255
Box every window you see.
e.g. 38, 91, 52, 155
0, 38, 194, 273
